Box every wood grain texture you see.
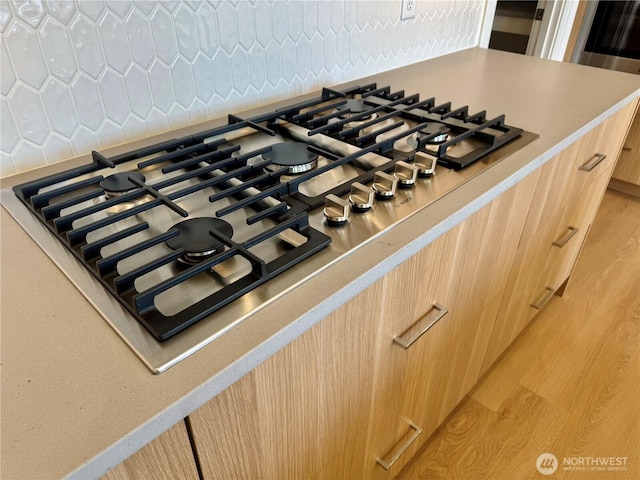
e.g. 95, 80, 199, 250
612, 110, 640, 187
396, 189, 640, 480
481, 101, 637, 376
353, 177, 539, 480
100, 421, 198, 480
188, 278, 388, 480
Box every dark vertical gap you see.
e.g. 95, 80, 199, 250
184, 417, 204, 480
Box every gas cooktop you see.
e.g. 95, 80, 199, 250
0, 83, 538, 373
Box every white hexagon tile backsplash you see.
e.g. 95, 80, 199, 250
0, 0, 485, 177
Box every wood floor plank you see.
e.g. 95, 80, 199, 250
395, 384, 567, 480
396, 190, 640, 480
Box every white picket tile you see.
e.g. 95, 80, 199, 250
0, 0, 484, 175
40, 16, 77, 83
41, 78, 77, 137
5, 21, 48, 89
8, 84, 49, 144
11, 0, 46, 28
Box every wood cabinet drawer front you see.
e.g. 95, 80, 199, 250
546, 222, 587, 291
381, 226, 462, 338
188, 278, 387, 480
493, 269, 560, 348
520, 145, 579, 243
362, 227, 463, 479
101, 421, 198, 480
369, 228, 461, 419
552, 170, 610, 246
318, 408, 429, 480
484, 220, 560, 369
495, 107, 634, 330
364, 294, 506, 480
459, 291, 505, 392
546, 166, 613, 290
527, 138, 607, 244
569, 101, 636, 177
314, 418, 372, 480
523, 102, 632, 248
545, 117, 627, 291
544, 201, 595, 293
505, 222, 556, 305
507, 229, 575, 321
573, 150, 616, 182
564, 125, 617, 208
485, 284, 541, 368
451, 176, 538, 317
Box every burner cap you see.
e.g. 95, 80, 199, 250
263, 143, 319, 174
418, 124, 451, 144
100, 172, 146, 196
166, 217, 233, 263
335, 99, 372, 116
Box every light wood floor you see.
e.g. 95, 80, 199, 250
396, 189, 640, 480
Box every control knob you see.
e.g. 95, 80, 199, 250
372, 171, 398, 200
349, 182, 375, 212
394, 161, 418, 187
414, 151, 438, 177
323, 194, 350, 226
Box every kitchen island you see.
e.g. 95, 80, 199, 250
2, 48, 639, 479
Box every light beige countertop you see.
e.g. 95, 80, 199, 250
2, 48, 639, 479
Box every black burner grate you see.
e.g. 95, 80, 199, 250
277, 84, 524, 170
12, 119, 334, 340
10, 82, 528, 342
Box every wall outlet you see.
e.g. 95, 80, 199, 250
401, 0, 417, 20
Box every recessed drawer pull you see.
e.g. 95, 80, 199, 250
531, 286, 555, 310
393, 303, 448, 350
622, 146, 632, 151
376, 421, 423, 471
579, 153, 607, 172
552, 225, 579, 247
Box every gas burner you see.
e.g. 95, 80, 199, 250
100, 172, 146, 199
166, 217, 234, 265
418, 124, 451, 144
335, 99, 375, 120
263, 142, 319, 174
389, 124, 452, 154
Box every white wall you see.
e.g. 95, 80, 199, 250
0, 0, 486, 177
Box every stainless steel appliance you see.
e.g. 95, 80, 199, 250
572, 0, 640, 74
0, 83, 538, 373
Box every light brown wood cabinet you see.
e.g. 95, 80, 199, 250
481, 101, 637, 375
353, 176, 538, 480
610, 109, 640, 195
105, 101, 637, 480
100, 421, 198, 480
188, 276, 387, 480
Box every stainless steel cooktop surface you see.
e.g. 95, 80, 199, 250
1, 83, 538, 373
